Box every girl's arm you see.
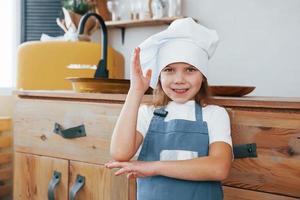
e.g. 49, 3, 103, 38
110, 47, 151, 161
106, 142, 232, 181
110, 90, 143, 161
153, 142, 232, 181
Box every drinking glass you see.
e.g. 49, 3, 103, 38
107, 0, 120, 21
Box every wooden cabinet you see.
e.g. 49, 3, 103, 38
13, 92, 137, 200
13, 91, 300, 200
210, 97, 300, 200
14, 152, 131, 200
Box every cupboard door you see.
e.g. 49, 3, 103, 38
70, 161, 136, 200
224, 109, 300, 198
14, 152, 68, 200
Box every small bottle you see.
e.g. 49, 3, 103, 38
176, 0, 181, 16
119, 0, 131, 20
151, 0, 164, 19
168, 0, 181, 17
138, 0, 151, 20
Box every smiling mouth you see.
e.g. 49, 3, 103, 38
172, 89, 189, 94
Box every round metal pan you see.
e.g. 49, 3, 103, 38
66, 77, 153, 94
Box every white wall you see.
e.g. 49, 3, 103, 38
0, 96, 15, 117
0, 0, 20, 117
108, 0, 300, 97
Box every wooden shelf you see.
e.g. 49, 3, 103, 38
104, 16, 187, 44
105, 16, 184, 29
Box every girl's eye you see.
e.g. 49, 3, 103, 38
186, 67, 197, 72
163, 67, 173, 72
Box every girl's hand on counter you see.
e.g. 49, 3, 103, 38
105, 160, 158, 179
129, 47, 152, 96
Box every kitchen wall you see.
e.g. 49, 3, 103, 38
108, 0, 300, 97
1, 0, 300, 117
0, 0, 20, 117
0, 96, 15, 117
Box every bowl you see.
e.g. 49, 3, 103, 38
209, 85, 255, 97
66, 77, 153, 94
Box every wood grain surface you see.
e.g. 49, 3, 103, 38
14, 99, 122, 165
223, 108, 300, 197
69, 160, 131, 200
13, 152, 68, 200
13, 91, 300, 199
223, 186, 299, 200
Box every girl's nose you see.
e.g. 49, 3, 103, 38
174, 73, 185, 83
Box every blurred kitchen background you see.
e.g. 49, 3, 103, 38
1, 0, 300, 116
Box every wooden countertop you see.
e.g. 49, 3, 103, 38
15, 90, 300, 110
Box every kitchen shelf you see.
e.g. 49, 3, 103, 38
105, 16, 184, 29
104, 16, 185, 44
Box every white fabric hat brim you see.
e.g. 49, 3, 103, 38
154, 39, 208, 88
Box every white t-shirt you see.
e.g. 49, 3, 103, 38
135, 100, 232, 157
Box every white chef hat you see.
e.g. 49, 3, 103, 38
138, 17, 219, 89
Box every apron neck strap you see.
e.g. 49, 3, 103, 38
195, 103, 204, 122
153, 107, 168, 118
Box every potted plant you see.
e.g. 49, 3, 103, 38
62, 0, 94, 15
62, 0, 111, 20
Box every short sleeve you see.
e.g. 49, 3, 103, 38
135, 104, 154, 157
207, 106, 232, 146
136, 104, 153, 138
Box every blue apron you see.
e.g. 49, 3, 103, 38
137, 103, 223, 200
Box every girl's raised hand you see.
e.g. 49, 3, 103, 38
129, 47, 152, 95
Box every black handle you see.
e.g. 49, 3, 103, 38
54, 123, 86, 139
233, 143, 257, 159
69, 175, 85, 200
48, 171, 61, 200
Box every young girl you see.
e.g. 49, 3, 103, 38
105, 18, 233, 200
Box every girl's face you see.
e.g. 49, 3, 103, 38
160, 62, 203, 103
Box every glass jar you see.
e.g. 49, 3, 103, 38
151, 0, 164, 19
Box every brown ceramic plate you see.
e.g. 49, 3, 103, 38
66, 77, 153, 94
209, 85, 255, 97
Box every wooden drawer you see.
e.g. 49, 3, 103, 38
223, 108, 300, 198
223, 186, 299, 200
14, 98, 123, 165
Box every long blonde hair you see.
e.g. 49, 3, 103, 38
151, 76, 211, 107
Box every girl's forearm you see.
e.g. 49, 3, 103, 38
110, 89, 143, 161
152, 156, 231, 181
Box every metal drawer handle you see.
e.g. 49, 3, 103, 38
69, 175, 85, 200
54, 123, 86, 139
233, 143, 257, 159
48, 171, 61, 200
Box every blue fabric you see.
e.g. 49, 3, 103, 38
137, 103, 223, 200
